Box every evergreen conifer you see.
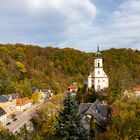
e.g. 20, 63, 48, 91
56, 93, 88, 140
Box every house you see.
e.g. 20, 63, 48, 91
79, 100, 111, 133
0, 107, 7, 123
39, 90, 47, 98
68, 82, 78, 93
123, 90, 134, 98
68, 85, 78, 93
39, 89, 54, 99
0, 95, 10, 103
88, 46, 109, 91
16, 97, 32, 111
133, 86, 140, 97
0, 94, 19, 116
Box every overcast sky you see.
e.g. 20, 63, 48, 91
0, 0, 140, 52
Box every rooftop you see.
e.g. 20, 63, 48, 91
0, 95, 9, 103
79, 100, 109, 126
16, 97, 31, 106
68, 85, 78, 90
133, 86, 140, 91
0, 107, 6, 117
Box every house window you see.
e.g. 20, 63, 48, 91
98, 80, 100, 83
98, 71, 100, 74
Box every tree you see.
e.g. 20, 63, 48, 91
0, 79, 16, 95
31, 94, 65, 137
14, 80, 32, 98
56, 93, 88, 140
0, 123, 16, 140
31, 91, 40, 103
15, 61, 27, 81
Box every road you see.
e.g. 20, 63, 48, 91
6, 100, 46, 133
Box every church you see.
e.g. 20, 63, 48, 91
88, 46, 109, 91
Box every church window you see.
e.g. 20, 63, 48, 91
98, 71, 100, 74
98, 80, 100, 83
98, 62, 100, 67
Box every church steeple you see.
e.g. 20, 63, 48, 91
97, 44, 99, 52
95, 44, 102, 58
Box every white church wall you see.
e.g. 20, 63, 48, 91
94, 77, 108, 91
88, 49, 109, 91
94, 59, 103, 68
88, 74, 94, 88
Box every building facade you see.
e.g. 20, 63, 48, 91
16, 97, 32, 111
0, 94, 19, 116
133, 86, 140, 97
88, 47, 109, 91
0, 107, 7, 123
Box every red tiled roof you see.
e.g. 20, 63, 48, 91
16, 97, 31, 106
133, 86, 140, 91
68, 85, 78, 90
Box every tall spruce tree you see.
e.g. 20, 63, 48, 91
56, 93, 88, 140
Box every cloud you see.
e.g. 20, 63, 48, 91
0, 0, 140, 52
58, 0, 140, 52
108, 0, 140, 49
78, 0, 140, 51
0, 0, 97, 50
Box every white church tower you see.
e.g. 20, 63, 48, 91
88, 46, 109, 91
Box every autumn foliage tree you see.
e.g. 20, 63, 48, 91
15, 61, 27, 82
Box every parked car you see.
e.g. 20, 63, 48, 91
13, 118, 17, 121
6, 122, 11, 125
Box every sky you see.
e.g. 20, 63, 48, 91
0, 0, 140, 52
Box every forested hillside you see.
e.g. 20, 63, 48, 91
0, 44, 140, 98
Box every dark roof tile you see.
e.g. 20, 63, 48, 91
0, 95, 9, 103
0, 107, 6, 117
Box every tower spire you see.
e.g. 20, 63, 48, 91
95, 44, 102, 58
97, 44, 99, 52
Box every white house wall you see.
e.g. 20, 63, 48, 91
0, 114, 7, 123
16, 102, 32, 111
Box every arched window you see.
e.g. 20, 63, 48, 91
98, 62, 100, 67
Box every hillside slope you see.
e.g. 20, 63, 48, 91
0, 44, 140, 98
